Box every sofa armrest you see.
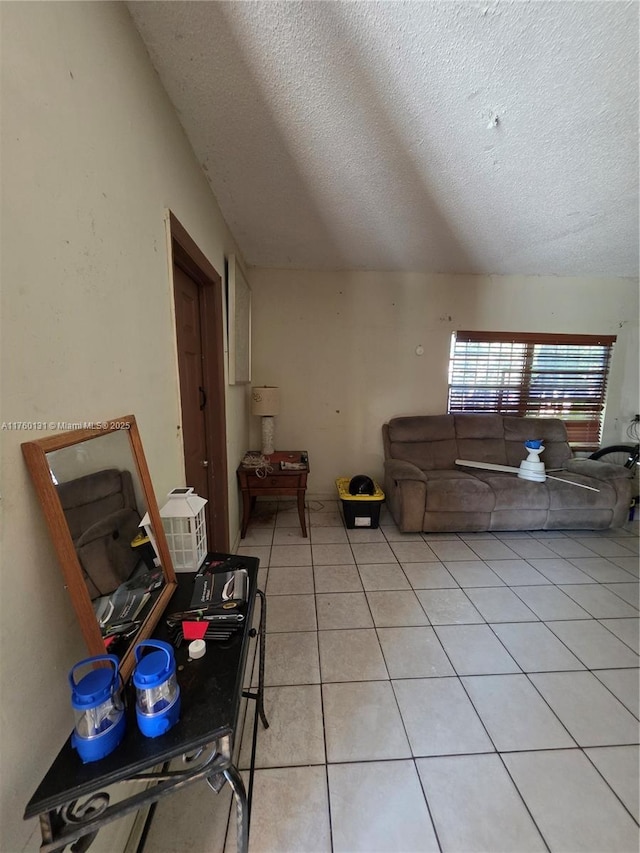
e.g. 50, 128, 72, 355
383, 460, 428, 532
75, 508, 139, 547
384, 459, 429, 484
564, 457, 635, 482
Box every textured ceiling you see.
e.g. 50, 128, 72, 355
128, 1, 639, 277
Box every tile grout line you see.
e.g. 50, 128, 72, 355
243, 506, 638, 851
311, 558, 336, 853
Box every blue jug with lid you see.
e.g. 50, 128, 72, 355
69, 655, 126, 763
133, 640, 181, 737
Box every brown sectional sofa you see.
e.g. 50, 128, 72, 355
382, 414, 633, 532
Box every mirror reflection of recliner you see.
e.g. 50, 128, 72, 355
56, 468, 141, 598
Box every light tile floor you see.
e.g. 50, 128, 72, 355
145, 499, 639, 853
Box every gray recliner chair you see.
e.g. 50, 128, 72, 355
56, 468, 141, 598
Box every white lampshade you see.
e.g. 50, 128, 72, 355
251, 386, 280, 416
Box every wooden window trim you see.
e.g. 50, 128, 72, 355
448, 331, 616, 449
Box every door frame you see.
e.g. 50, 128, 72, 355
168, 211, 229, 552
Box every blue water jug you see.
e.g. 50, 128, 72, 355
133, 640, 181, 738
69, 655, 126, 763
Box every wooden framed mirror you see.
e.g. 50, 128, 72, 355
22, 415, 177, 681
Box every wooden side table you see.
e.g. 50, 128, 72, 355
237, 451, 309, 538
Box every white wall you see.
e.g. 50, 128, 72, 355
249, 269, 639, 495
0, 3, 249, 849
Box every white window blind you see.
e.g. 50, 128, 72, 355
447, 331, 616, 447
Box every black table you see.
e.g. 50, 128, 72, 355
24, 554, 267, 853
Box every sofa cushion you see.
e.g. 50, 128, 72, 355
546, 475, 617, 510
503, 417, 569, 443
456, 438, 508, 466
454, 414, 509, 465
56, 468, 141, 598
387, 415, 455, 443
490, 509, 550, 530
388, 439, 459, 471
454, 413, 505, 439
386, 415, 459, 470
76, 508, 142, 597
545, 508, 615, 529
423, 470, 495, 512
424, 510, 493, 532
468, 471, 550, 510
58, 469, 136, 541
503, 417, 572, 469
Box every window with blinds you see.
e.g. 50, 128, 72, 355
447, 331, 616, 447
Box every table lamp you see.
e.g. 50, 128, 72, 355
251, 386, 280, 456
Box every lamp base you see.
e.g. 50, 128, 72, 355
261, 416, 275, 456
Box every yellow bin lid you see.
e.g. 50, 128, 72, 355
336, 477, 385, 501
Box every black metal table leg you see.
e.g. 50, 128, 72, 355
255, 589, 269, 729
223, 765, 249, 853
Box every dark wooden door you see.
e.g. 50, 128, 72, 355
170, 213, 229, 552
173, 265, 209, 503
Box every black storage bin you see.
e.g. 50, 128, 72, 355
335, 478, 385, 529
